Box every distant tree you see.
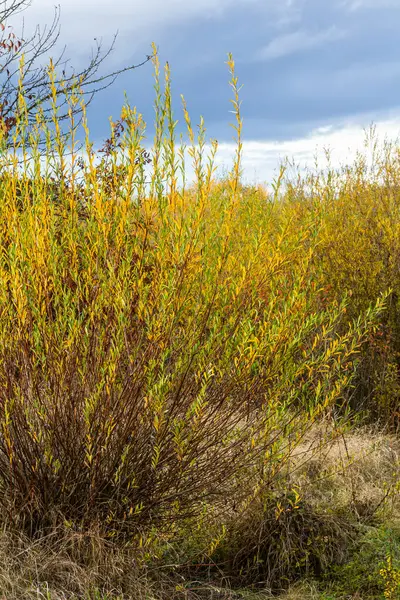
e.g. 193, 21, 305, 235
0, 0, 154, 145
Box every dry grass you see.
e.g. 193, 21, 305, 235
291, 422, 400, 522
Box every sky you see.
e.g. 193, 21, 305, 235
6, 0, 400, 187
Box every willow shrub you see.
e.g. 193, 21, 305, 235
281, 138, 400, 426
0, 49, 385, 541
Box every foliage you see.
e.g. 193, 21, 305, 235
328, 524, 400, 599
205, 489, 355, 592
380, 554, 400, 599
280, 137, 400, 428
0, 40, 395, 600
0, 46, 385, 546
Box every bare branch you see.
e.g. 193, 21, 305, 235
0, 1, 154, 149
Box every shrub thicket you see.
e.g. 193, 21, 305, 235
0, 46, 395, 598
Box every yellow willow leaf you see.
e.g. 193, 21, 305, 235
153, 414, 159, 432
312, 334, 320, 350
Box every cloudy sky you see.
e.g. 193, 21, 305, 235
7, 0, 400, 186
